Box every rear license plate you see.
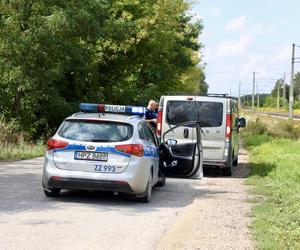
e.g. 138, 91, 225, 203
74, 151, 108, 161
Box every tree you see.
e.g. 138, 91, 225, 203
0, 0, 206, 140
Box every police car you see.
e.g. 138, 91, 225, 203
42, 103, 203, 202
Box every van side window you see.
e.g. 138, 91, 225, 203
166, 101, 195, 125
195, 102, 223, 127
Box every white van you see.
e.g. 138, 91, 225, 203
156, 95, 246, 176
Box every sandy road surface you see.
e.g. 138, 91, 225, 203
0, 149, 253, 250
157, 148, 254, 250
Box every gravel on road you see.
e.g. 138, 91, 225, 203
0, 148, 254, 250
157, 147, 254, 250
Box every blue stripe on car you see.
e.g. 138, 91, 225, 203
144, 146, 159, 158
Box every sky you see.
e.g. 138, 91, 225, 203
191, 0, 300, 96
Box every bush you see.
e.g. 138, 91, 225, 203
0, 118, 45, 160
242, 114, 300, 140
243, 118, 269, 136
268, 120, 300, 139
0, 118, 22, 144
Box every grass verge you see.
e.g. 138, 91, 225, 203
0, 141, 45, 161
242, 119, 300, 249
0, 119, 45, 160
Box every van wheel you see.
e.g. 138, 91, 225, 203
156, 177, 166, 187
223, 167, 232, 176
137, 173, 152, 203
44, 187, 61, 197
233, 156, 238, 166
224, 154, 233, 176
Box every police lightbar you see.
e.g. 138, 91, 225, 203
80, 103, 146, 116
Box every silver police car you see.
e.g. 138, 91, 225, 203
42, 103, 203, 202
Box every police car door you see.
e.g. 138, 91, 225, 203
159, 121, 203, 178
138, 121, 160, 182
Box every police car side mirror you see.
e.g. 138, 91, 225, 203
239, 118, 246, 128
166, 139, 177, 145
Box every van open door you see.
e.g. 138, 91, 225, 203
159, 121, 203, 179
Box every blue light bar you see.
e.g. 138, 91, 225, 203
80, 103, 99, 113
80, 103, 146, 116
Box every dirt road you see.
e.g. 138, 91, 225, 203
0, 149, 253, 250
157, 148, 254, 249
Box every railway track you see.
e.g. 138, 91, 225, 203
242, 109, 300, 120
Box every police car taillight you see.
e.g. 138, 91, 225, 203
47, 138, 68, 150
80, 103, 145, 116
115, 144, 144, 157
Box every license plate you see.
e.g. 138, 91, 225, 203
74, 151, 108, 161
95, 164, 116, 173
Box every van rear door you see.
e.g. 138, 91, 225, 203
161, 97, 197, 144
194, 97, 226, 162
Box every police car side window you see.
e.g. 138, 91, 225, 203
143, 123, 157, 146
138, 123, 146, 140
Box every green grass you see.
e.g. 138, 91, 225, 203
242, 120, 300, 249
252, 107, 300, 115
0, 118, 45, 161
0, 141, 45, 160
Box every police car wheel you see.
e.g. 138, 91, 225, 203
137, 173, 152, 203
44, 187, 61, 197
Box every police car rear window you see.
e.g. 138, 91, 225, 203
166, 101, 223, 127
58, 120, 133, 142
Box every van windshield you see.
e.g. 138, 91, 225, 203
166, 101, 223, 127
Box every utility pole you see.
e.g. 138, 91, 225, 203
277, 78, 280, 110
252, 72, 256, 111
283, 73, 286, 108
289, 43, 295, 118
257, 84, 260, 109
238, 82, 241, 108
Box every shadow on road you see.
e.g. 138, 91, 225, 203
203, 161, 250, 179
0, 158, 241, 215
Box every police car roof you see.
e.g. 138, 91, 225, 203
66, 112, 143, 124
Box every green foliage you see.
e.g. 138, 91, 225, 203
242, 115, 300, 140
0, 140, 45, 160
264, 96, 277, 108
242, 133, 271, 148
243, 118, 269, 135
0, 0, 206, 140
268, 119, 300, 139
0, 118, 44, 160
242, 116, 300, 249
245, 139, 300, 249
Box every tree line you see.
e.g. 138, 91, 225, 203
242, 72, 300, 108
0, 0, 207, 140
